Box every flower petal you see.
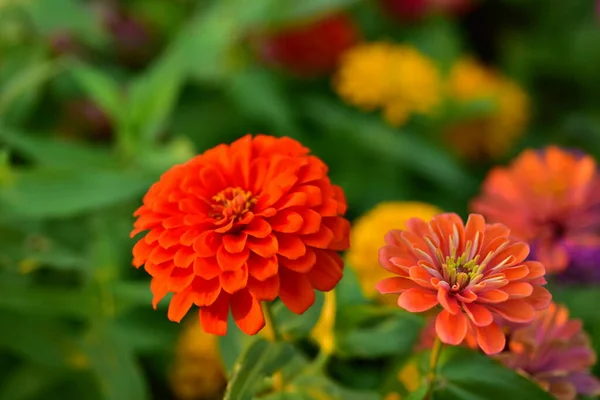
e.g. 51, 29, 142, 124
279, 267, 315, 314
306, 249, 343, 291
247, 275, 279, 301
376, 277, 419, 294
463, 302, 493, 327
200, 292, 230, 335
490, 299, 535, 323
437, 286, 460, 315
168, 287, 194, 322
398, 288, 438, 313
435, 309, 468, 345
475, 322, 506, 355
220, 264, 249, 294
231, 289, 265, 335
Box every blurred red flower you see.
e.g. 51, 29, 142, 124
254, 13, 360, 77
379, 0, 473, 22
471, 146, 600, 275
497, 303, 600, 400
377, 213, 551, 355
131, 134, 350, 335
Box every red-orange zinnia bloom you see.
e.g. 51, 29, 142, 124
377, 213, 552, 355
131, 134, 350, 335
497, 303, 600, 400
471, 146, 600, 274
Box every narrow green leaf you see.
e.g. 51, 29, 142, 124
0, 127, 114, 168
80, 322, 148, 400
433, 347, 554, 400
0, 168, 153, 219
224, 338, 294, 400
69, 63, 123, 122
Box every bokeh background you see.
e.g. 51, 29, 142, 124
0, 0, 599, 399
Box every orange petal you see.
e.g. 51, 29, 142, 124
477, 289, 509, 303
244, 217, 272, 238
435, 309, 467, 345
490, 299, 535, 323
463, 302, 493, 327
409, 265, 434, 288
191, 277, 221, 306
150, 277, 168, 309
231, 289, 265, 335
174, 247, 196, 268
302, 225, 334, 249
502, 264, 530, 281
167, 287, 194, 322
306, 249, 343, 291
276, 234, 306, 259
200, 292, 230, 335
464, 214, 486, 252
132, 239, 152, 267
280, 249, 317, 273
269, 211, 303, 233
475, 322, 506, 355
437, 286, 460, 314
398, 288, 439, 313
490, 242, 530, 269
193, 257, 221, 280
168, 267, 195, 292
216, 245, 249, 271
149, 246, 177, 265
247, 275, 279, 301
279, 267, 316, 314
222, 232, 248, 253
501, 282, 533, 298
247, 234, 278, 258
248, 254, 278, 281
220, 263, 249, 294
297, 209, 322, 234
525, 286, 552, 310
376, 277, 418, 294
193, 230, 220, 257
522, 261, 545, 279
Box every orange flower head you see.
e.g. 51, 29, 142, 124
472, 146, 600, 274
131, 134, 350, 336
497, 303, 600, 400
377, 213, 552, 355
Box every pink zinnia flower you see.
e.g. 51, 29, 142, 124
497, 303, 600, 400
376, 213, 552, 355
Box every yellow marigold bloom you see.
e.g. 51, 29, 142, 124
347, 201, 442, 304
170, 320, 226, 400
445, 58, 530, 161
334, 42, 442, 126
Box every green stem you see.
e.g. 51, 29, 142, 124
426, 337, 443, 396
263, 302, 283, 342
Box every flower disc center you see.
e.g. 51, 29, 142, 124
210, 187, 256, 222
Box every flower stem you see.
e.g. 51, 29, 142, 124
263, 302, 283, 342
427, 337, 443, 392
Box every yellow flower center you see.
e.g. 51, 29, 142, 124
210, 187, 256, 222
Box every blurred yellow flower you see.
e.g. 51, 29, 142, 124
347, 201, 442, 304
445, 58, 530, 161
170, 320, 226, 400
334, 42, 441, 126
310, 290, 337, 355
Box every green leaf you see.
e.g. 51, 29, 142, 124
226, 67, 297, 134
224, 338, 295, 400
69, 63, 123, 122
0, 310, 77, 367
336, 307, 423, 359
336, 264, 368, 309
0, 167, 152, 219
0, 363, 65, 400
273, 292, 324, 340
432, 347, 554, 400
406, 385, 428, 400
80, 322, 148, 400
291, 374, 381, 400
23, 0, 107, 46
0, 284, 94, 319
218, 322, 248, 375
0, 128, 115, 168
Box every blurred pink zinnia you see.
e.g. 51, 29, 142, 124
376, 213, 552, 355
497, 303, 600, 400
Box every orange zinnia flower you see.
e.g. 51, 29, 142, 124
131, 134, 350, 335
377, 213, 552, 355
471, 146, 600, 274
497, 303, 600, 400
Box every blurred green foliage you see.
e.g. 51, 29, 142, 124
0, 0, 599, 399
